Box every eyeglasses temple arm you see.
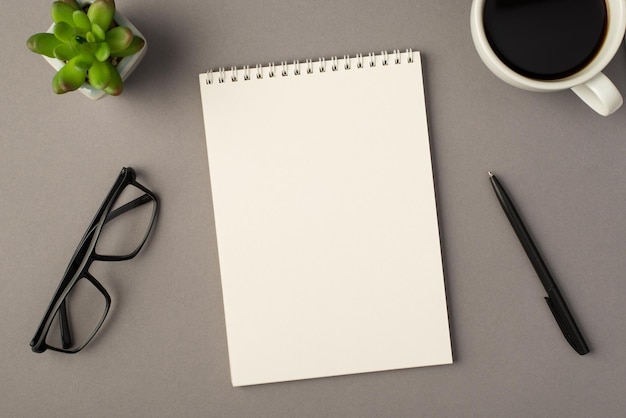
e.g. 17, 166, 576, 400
104, 194, 153, 224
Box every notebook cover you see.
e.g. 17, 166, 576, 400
199, 51, 452, 386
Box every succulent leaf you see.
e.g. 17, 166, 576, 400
91, 24, 106, 41
27, 33, 64, 58
74, 54, 95, 71
57, 0, 80, 10
53, 22, 75, 42
89, 60, 112, 89
105, 26, 133, 53
103, 62, 123, 96
110, 35, 145, 57
94, 42, 111, 62
87, 0, 115, 31
53, 43, 77, 60
72, 10, 92, 31
69, 37, 89, 56
51, 1, 76, 25
52, 57, 86, 94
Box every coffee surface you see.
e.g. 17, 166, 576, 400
483, 0, 607, 80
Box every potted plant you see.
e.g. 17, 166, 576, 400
26, 0, 147, 99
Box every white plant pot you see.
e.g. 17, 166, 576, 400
43, 0, 147, 100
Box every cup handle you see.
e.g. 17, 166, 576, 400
571, 72, 623, 116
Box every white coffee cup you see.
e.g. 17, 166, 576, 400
470, 0, 626, 116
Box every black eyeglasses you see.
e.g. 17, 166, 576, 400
30, 167, 159, 354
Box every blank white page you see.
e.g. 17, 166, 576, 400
199, 51, 452, 386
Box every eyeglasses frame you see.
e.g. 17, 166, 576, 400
30, 167, 159, 354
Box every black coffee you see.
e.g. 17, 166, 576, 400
483, 0, 607, 80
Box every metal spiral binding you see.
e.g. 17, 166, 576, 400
205, 49, 414, 84
368, 52, 376, 67
319, 57, 326, 72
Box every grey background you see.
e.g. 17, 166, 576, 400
2, 0, 626, 417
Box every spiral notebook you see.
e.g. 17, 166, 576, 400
199, 50, 452, 387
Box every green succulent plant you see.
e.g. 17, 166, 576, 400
27, 0, 145, 96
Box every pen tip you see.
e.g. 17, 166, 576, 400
488, 171, 494, 177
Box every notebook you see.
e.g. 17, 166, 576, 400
199, 50, 452, 387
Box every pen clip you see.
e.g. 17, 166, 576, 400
544, 297, 589, 355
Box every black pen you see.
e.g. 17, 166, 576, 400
488, 171, 589, 355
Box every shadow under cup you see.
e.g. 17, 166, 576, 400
482, 0, 608, 81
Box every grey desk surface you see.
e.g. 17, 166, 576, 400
2, 1, 626, 417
